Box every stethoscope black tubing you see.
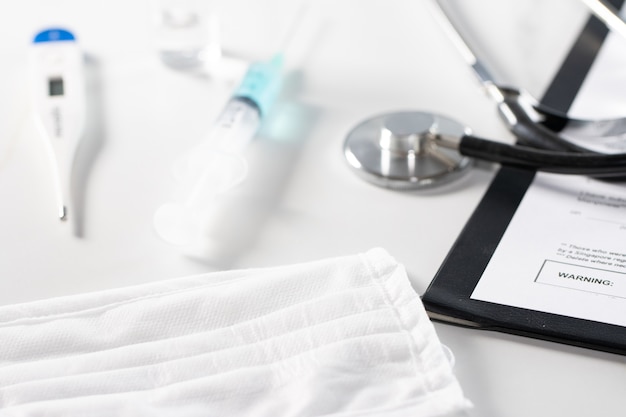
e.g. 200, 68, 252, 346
500, 92, 589, 153
459, 135, 626, 176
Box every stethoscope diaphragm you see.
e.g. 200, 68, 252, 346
343, 111, 472, 190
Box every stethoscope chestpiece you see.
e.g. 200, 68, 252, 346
343, 111, 472, 190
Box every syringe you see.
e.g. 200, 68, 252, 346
153, 54, 284, 245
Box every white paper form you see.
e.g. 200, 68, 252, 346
471, 173, 626, 327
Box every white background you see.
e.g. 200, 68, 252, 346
0, 0, 624, 416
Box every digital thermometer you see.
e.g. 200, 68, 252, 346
30, 28, 85, 221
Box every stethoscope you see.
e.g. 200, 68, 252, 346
343, 0, 626, 190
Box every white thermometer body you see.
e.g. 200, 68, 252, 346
30, 28, 85, 221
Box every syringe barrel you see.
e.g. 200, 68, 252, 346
210, 97, 261, 153
154, 56, 283, 247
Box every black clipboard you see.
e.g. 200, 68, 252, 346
422, 1, 626, 356
422, 166, 626, 355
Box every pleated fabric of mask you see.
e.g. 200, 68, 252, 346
0, 248, 471, 417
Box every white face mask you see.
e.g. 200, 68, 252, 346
0, 248, 470, 417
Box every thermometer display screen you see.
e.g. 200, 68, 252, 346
49, 77, 64, 96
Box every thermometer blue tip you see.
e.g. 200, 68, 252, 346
33, 29, 75, 44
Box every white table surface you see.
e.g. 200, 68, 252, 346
0, 0, 624, 415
